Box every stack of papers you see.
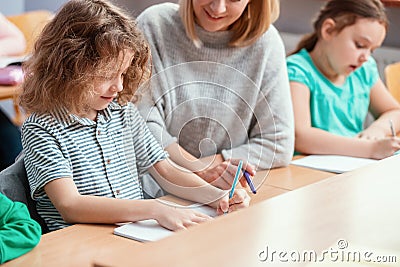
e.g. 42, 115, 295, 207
291, 155, 378, 173
113, 203, 217, 242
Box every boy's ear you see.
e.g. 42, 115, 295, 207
320, 18, 336, 40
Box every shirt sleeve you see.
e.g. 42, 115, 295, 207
137, 88, 178, 149
0, 193, 41, 264
21, 122, 72, 200
287, 54, 312, 87
221, 28, 295, 169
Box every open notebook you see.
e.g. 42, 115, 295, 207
291, 155, 378, 174
113, 203, 217, 242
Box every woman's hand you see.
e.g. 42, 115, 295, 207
196, 159, 256, 190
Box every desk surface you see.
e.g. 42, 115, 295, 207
1, 163, 344, 267
0, 85, 19, 100
94, 155, 400, 267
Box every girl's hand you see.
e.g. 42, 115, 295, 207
196, 159, 256, 190
370, 137, 400, 159
155, 203, 213, 231
357, 126, 387, 140
215, 188, 251, 215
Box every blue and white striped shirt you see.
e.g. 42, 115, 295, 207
21, 102, 167, 231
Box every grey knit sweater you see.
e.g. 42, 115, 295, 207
137, 3, 294, 169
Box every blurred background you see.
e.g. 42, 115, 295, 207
1, 0, 400, 119
2, 0, 400, 48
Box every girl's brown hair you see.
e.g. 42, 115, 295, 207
19, 0, 151, 116
291, 0, 388, 55
179, 0, 280, 48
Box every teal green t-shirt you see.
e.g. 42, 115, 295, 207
0, 193, 41, 264
287, 49, 379, 137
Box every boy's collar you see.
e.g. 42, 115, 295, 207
54, 101, 122, 127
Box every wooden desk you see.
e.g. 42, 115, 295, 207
94, 155, 400, 267
250, 164, 335, 204
1, 163, 338, 267
0, 84, 23, 125
258, 164, 334, 191
1, 224, 142, 267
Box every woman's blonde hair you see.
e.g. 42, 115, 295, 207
20, 0, 151, 116
179, 0, 280, 47
290, 0, 388, 55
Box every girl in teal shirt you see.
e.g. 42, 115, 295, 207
0, 193, 41, 263
287, 0, 400, 159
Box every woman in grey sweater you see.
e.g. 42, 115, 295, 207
137, 0, 294, 191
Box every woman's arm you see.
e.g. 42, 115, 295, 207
149, 158, 250, 213
219, 30, 295, 169
165, 143, 255, 189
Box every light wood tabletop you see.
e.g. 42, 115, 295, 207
0, 85, 19, 100
2, 158, 368, 267
94, 155, 400, 267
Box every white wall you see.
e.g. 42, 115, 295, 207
25, 0, 68, 13
0, 0, 24, 15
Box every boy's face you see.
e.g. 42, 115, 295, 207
86, 51, 134, 120
193, 0, 249, 32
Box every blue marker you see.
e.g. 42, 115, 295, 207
228, 160, 243, 199
243, 170, 257, 194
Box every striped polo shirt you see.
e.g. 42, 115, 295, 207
21, 101, 167, 231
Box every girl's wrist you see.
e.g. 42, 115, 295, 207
367, 140, 378, 159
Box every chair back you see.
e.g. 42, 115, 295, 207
7, 10, 53, 55
385, 61, 400, 104
0, 156, 49, 234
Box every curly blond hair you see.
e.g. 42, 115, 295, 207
19, 0, 151, 116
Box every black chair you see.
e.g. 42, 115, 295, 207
0, 156, 49, 234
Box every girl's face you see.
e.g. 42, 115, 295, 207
324, 18, 386, 78
193, 0, 250, 32
86, 51, 134, 120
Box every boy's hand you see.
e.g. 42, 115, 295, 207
155, 203, 213, 231
217, 188, 251, 215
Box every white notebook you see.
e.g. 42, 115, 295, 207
113, 203, 217, 242
291, 155, 378, 173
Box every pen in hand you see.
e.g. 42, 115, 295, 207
389, 119, 396, 137
243, 170, 257, 194
224, 160, 243, 215
228, 160, 243, 199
